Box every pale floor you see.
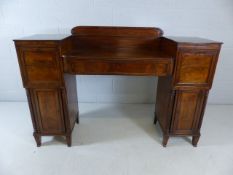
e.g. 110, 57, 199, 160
0, 102, 233, 175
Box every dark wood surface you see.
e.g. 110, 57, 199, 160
14, 26, 222, 147
71, 26, 163, 38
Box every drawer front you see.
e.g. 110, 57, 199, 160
174, 50, 218, 87
64, 60, 173, 76
18, 47, 62, 87
23, 49, 57, 66
32, 89, 65, 134
170, 90, 207, 135
26, 66, 61, 83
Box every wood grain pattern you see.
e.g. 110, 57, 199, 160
24, 50, 56, 66
71, 26, 163, 38
155, 76, 174, 134
33, 89, 65, 134
64, 60, 173, 76
14, 26, 222, 147
63, 74, 79, 130
155, 36, 221, 146
174, 49, 219, 87
17, 47, 63, 88
170, 90, 206, 134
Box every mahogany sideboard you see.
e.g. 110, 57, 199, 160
14, 26, 222, 147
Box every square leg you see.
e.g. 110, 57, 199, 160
33, 132, 41, 147
66, 134, 72, 147
192, 135, 200, 147
162, 135, 169, 147
154, 112, 157, 125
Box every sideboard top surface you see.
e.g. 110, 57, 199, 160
14, 34, 70, 41
62, 47, 172, 61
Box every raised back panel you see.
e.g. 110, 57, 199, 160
71, 26, 163, 38
71, 26, 163, 49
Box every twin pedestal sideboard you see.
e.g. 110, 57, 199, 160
14, 26, 222, 147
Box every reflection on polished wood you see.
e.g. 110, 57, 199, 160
14, 26, 222, 147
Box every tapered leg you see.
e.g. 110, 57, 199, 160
162, 135, 169, 147
154, 112, 157, 125
192, 135, 200, 147
66, 134, 72, 147
76, 112, 79, 124
33, 132, 41, 147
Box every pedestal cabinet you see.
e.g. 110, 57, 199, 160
15, 41, 79, 146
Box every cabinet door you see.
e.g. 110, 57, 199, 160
170, 90, 207, 135
32, 89, 65, 134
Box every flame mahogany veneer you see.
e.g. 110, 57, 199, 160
14, 26, 222, 147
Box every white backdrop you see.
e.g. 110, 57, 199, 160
0, 0, 233, 104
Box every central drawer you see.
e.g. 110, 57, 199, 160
63, 59, 173, 76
